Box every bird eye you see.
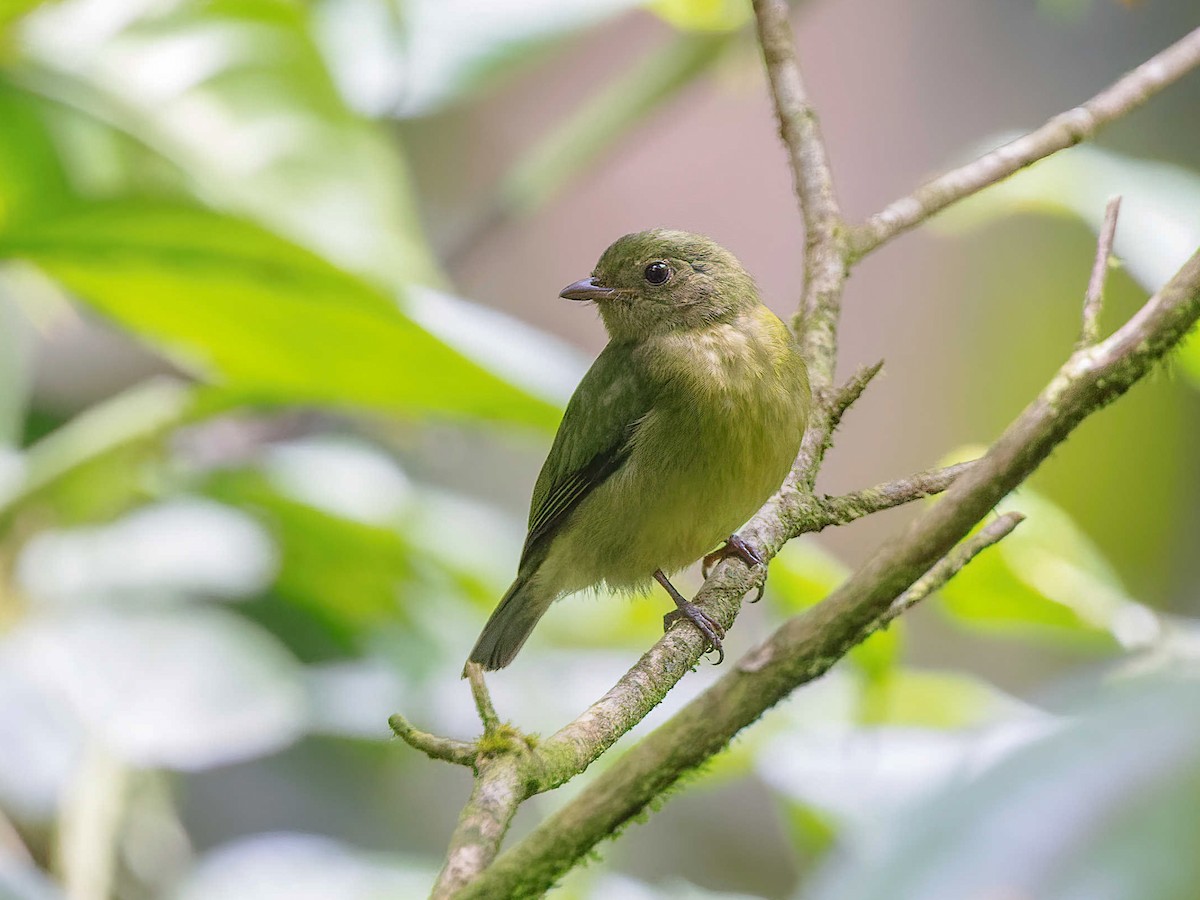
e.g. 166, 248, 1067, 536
643, 262, 670, 285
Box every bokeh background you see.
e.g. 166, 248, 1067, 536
2, 1, 1200, 898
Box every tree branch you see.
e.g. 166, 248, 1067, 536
811, 460, 975, 529
847, 26, 1200, 260
388, 713, 476, 767
1080, 196, 1122, 348
751, 0, 847, 389
463, 246, 1200, 899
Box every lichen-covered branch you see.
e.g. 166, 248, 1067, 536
388, 714, 476, 767
751, 0, 848, 389
464, 246, 1200, 900
1080, 196, 1122, 347
811, 460, 975, 529
847, 26, 1200, 259
430, 754, 527, 900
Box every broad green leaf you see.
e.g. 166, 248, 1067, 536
16, 499, 276, 604
936, 145, 1200, 388
17, 0, 442, 287
810, 674, 1200, 900
0, 78, 73, 228
934, 467, 1155, 651
206, 468, 413, 629
0, 201, 560, 428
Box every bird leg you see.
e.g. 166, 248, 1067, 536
701, 533, 767, 602
655, 569, 725, 664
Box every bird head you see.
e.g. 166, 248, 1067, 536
559, 230, 760, 342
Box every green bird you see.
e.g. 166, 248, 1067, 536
467, 229, 810, 671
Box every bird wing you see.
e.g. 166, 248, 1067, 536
520, 341, 651, 570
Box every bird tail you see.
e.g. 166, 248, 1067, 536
465, 574, 555, 672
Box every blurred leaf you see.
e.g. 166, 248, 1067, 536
2, 606, 306, 769
934, 474, 1157, 652
942, 144, 1200, 296
16, 498, 276, 605
407, 287, 588, 406
0, 78, 74, 228
759, 717, 1053, 850
176, 833, 437, 900
0, 859, 62, 900
0, 201, 561, 428
938, 145, 1200, 388
809, 675, 1200, 900
315, 0, 641, 118
649, 0, 750, 32
770, 539, 901, 683
0, 288, 32, 447
16, 0, 441, 287
206, 468, 412, 631
0, 378, 191, 530
859, 668, 1035, 730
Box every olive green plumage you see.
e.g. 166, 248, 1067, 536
468, 229, 810, 671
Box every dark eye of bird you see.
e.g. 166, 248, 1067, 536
643, 262, 670, 285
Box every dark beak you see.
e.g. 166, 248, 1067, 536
559, 276, 615, 302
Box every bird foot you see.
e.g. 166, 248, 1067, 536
663, 604, 725, 665
654, 568, 726, 664
702, 533, 767, 602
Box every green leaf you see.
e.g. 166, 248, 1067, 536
205, 468, 412, 630
0, 201, 560, 428
0, 78, 74, 228
859, 668, 1033, 730
934, 476, 1154, 651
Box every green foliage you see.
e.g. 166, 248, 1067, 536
0, 201, 559, 427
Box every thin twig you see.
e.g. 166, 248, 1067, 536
751, 0, 848, 389
388, 714, 476, 767
878, 511, 1024, 627
1080, 197, 1122, 347
813, 460, 976, 529
848, 27, 1200, 260
465, 663, 501, 734
828, 360, 884, 430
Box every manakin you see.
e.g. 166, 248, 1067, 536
468, 230, 810, 671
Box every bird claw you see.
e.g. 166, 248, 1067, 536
702, 534, 767, 602
663, 603, 726, 664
